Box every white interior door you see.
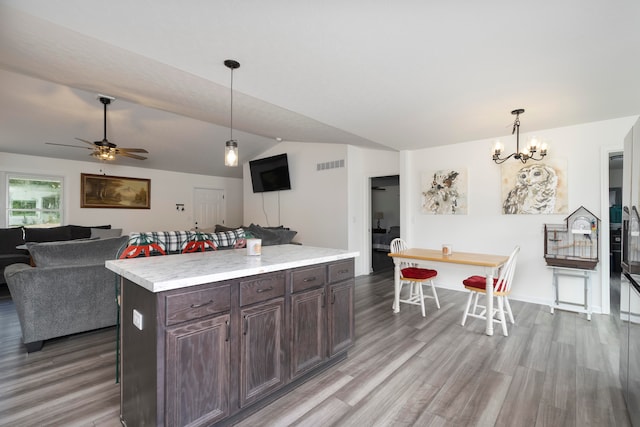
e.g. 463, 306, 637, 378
193, 188, 225, 230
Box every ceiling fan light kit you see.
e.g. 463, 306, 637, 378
492, 108, 549, 164
224, 59, 240, 167
46, 95, 149, 161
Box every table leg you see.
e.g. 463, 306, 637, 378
485, 267, 495, 336
393, 261, 401, 313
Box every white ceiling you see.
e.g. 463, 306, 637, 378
1, 1, 639, 179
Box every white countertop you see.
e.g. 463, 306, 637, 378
105, 244, 359, 293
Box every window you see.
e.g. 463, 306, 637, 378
7, 175, 63, 227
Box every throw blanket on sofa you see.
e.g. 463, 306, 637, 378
121, 229, 246, 258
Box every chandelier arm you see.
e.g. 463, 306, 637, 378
493, 152, 517, 164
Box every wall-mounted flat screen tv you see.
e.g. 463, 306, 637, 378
249, 153, 292, 193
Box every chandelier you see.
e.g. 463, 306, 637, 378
224, 59, 240, 167
492, 109, 548, 164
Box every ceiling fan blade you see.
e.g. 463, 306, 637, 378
116, 151, 147, 160
74, 137, 97, 146
46, 142, 92, 150
118, 147, 149, 153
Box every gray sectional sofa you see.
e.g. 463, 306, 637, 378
0, 224, 113, 285
4, 236, 128, 352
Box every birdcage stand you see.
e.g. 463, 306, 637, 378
549, 266, 593, 320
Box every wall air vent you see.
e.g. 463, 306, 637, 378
316, 159, 345, 171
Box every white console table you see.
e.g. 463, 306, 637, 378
549, 266, 594, 320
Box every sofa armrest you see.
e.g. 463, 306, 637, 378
5, 263, 119, 345
4, 262, 32, 278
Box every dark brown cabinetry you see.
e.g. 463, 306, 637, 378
328, 260, 355, 356
290, 260, 355, 379
290, 287, 326, 379
239, 272, 286, 407
240, 298, 285, 406
165, 314, 230, 426
120, 258, 354, 427
328, 280, 354, 356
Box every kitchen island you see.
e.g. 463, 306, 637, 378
106, 244, 358, 427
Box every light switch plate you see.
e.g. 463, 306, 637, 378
133, 309, 143, 330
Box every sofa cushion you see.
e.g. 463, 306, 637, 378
0, 227, 25, 255
214, 224, 248, 233
91, 227, 122, 239
69, 224, 111, 240
24, 226, 73, 243
246, 224, 297, 246
27, 236, 128, 267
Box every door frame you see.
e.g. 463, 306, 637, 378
600, 144, 623, 315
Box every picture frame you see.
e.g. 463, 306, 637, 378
500, 158, 567, 215
420, 168, 468, 215
81, 173, 150, 209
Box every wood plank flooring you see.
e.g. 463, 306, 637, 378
0, 272, 631, 426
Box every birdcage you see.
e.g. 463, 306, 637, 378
544, 206, 600, 269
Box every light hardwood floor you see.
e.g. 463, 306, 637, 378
0, 272, 631, 426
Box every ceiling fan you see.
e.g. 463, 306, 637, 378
46, 95, 149, 161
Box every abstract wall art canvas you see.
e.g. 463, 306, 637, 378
421, 169, 468, 215
501, 159, 567, 215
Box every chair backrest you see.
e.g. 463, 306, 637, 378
390, 237, 407, 253
495, 246, 520, 293
390, 238, 414, 269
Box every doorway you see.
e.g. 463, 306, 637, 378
609, 151, 623, 315
193, 188, 225, 230
370, 175, 399, 273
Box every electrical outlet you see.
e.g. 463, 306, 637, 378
133, 309, 143, 330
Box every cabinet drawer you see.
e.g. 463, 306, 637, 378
329, 259, 354, 283
328, 260, 354, 283
291, 265, 326, 293
239, 273, 285, 306
165, 285, 230, 326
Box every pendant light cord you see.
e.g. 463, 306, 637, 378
230, 67, 234, 141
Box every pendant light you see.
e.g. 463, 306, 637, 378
224, 59, 240, 167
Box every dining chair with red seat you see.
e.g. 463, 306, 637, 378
390, 238, 440, 317
461, 246, 520, 336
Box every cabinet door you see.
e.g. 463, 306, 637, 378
240, 298, 286, 407
290, 287, 326, 379
328, 280, 354, 357
165, 314, 230, 427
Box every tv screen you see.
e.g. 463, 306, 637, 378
249, 153, 292, 193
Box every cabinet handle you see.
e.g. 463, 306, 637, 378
243, 315, 248, 335
332, 290, 336, 305
256, 286, 273, 293
322, 289, 326, 308
225, 320, 230, 342
190, 299, 214, 309
303, 276, 317, 282
338, 269, 349, 274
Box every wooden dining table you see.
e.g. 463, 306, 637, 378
388, 248, 509, 336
